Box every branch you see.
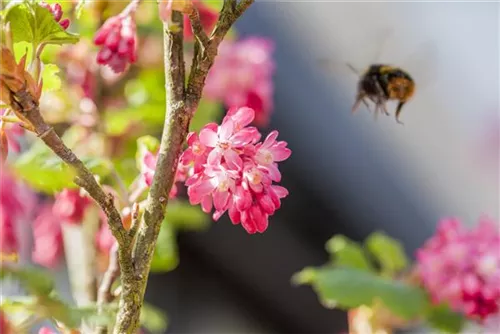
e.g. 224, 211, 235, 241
186, 0, 255, 112
96, 242, 120, 334
113, 10, 186, 334
113, 2, 254, 332
11, 90, 130, 249
188, 7, 210, 49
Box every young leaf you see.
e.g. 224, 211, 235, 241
41, 63, 61, 92
166, 200, 209, 231
140, 303, 169, 333
325, 235, 375, 272
425, 304, 465, 333
150, 220, 179, 273
0, 266, 54, 296
293, 267, 428, 320
5, 2, 79, 45
365, 231, 409, 275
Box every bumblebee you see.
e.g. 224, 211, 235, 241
351, 64, 415, 125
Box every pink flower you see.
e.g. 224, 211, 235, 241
183, 0, 218, 40
139, 147, 187, 199
52, 188, 92, 224
183, 107, 290, 234
416, 216, 500, 322
0, 309, 13, 334
38, 327, 57, 334
96, 220, 115, 255
199, 107, 260, 170
0, 167, 36, 257
94, 2, 139, 73
39, 2, 70, 30
204, 38, 275, 127
32, 204, 64, 269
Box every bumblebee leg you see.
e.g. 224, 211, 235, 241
381, 103, 390, 116
352, 93, 366, 114
395, 101, 405, 125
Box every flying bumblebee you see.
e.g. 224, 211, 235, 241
350, 63, 415, 125
319, 28, 437, 125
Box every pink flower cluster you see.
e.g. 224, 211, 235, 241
204, 38, 275, 128
417, 217, 500, 321
180, 107, 290, 234
94, 3, 138, 73
32, 204, 64, 269
40, 2, 70, 30
53, 188, 92, 224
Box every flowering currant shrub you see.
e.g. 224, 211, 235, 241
294, 216, 500, 333
0, 0, 283, 333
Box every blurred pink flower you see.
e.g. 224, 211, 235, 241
183, 0, 218, 40
32, 204, 64, 269
53, 188, 92, 224
0, 309, 13, 334
417, 216, 500, 322
204, 37, 275, 127
94, 2, 139, 73
39, 2, 70, 30
38, 327, 57, 334
0, 167, 36, 257
96, 220, 115, 255
138, 147, 187, 199
183, 107, 290, 234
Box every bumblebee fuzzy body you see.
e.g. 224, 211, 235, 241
352, 64, 415, 124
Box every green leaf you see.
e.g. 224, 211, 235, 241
190, 98, 223, 132
166, 200, 209, 231
0, 266, 54, 296
365, 232, 409, 275
14, 155, 77, 194
293, 267, 428, 320
140, 303, 169, 333
325, 235, 374, 272
426, 304, 465, 333
150, 220, 179, 273
5, 1, 79, 45
41, 63, 61, 92
80, 156, 113, 179
13, 41, 33, 63
104, 103, 164, 136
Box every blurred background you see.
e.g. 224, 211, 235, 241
142, 2, 499, 334
2, 1, 498, 334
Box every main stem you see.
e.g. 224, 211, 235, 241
113, 11, 187, 334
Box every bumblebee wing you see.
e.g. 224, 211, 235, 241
400, 40, 440, 91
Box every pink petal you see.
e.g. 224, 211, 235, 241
207, 148, 222, 166
241, 210, 257, 234
143, 151, 157, 169
231, 127, 261, 146
223, 149, 243, 170
228, 202, 241, 224
219, 118, 234, 140
188, 180, 215, 204
233, 107, 255, 127
199, 128, 218, 147
201, 195, 213, 213
262, 130, 279, 148
213, 190, 230, 211
266, 163, 281, 182
270, 146, 291, 162
234, 186, 252, 211
258, 194, 275, 214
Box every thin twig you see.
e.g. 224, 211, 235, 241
96, 242, 120, 334
127, 202, 141, 239
188, 7, 210, 49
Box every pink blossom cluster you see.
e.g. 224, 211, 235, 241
416, 217, 500, 321
94, 4, 138, 73
180, 107, 290, 234
204, 38, 275, 128
53, 188, 92, 224
31, 204, 64, 269
39, 2, 70, 30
